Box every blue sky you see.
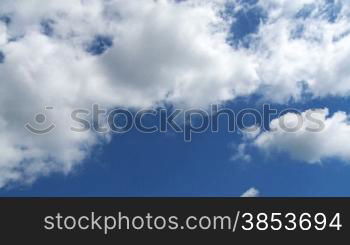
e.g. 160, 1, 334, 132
1, 0, 350, 196
2, 95, 350, 197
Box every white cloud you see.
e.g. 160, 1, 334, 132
99, 0, 260, 107
0, 0, 260, 187
231, 143, 251, 162
1, 0, 350, 187
254, 108, 350, 164
254, 0, 350, 102
241, 187, 260, 197
0, 22, 6, 45
258, 0, 320, 18
230, 128, 260, 162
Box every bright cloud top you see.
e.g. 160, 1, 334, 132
0, 0, 350, 187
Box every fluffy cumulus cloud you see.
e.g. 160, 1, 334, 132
252, 109, 350, 163
0, 0, 260, 187
254, 0, 350, 101
1, 0, 350, 187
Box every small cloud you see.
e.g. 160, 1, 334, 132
230, 126, 260, 163
242, 126, 261, 140
241, 187, 260, 197
230, 143, 251, 162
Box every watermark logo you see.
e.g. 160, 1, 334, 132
25, 106, 56, 135
25, 104, 326, 141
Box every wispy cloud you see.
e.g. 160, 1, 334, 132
241, 187, 260, 197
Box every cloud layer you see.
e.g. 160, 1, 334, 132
0, 0, 260, 187
1, 0, 350, 187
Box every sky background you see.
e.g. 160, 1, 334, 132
2, 96, 350, 197
1, 0, 350, 196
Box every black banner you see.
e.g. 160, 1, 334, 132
0, 198, 348, 242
